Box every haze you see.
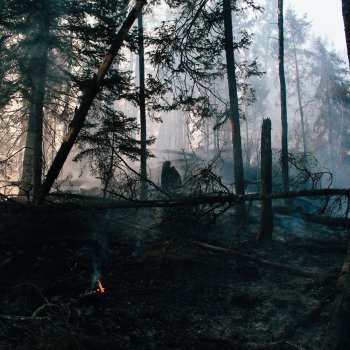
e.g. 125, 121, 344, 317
286, 0, 346, 55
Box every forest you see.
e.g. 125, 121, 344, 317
1, 0, 350, 349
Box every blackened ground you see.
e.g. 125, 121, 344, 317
0, 203, 347, 350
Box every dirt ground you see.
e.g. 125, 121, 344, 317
0, 200, 348, 349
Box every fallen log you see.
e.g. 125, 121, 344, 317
192, 240, 316, 278
42, 188, 350, 210
274, 205, 350, 229
322, 242, 350, 350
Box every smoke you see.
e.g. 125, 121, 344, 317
91, 261, 101, 285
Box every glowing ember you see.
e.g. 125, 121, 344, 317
96, 279, 105, 293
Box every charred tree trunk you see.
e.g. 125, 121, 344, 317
223, 0, 245, 201
343, 0, 350, 69
278, 0, 289, 194
138, 9, 148, 200
37, 0, 147, 203
20, 2, 50, 198
258, 119, 273, 241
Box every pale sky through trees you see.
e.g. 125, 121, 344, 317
286, 0, 346, 55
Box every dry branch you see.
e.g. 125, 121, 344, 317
192, 240, 315, 278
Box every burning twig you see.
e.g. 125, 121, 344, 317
96, 279, 105, 294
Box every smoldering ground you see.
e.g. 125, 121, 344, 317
0, 200, 347, 350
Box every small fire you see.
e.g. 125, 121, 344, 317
96, 279, 105, 293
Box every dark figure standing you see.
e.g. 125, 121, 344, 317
161, 161, 182, 191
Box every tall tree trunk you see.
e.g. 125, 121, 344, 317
20, 1, 50, 198
138, 9, 148, 200
278, 0, 289, 193
292, 39, 307, 154
38, 0, 146, 203
343, 0, 350, 69
223, 0, 245, 199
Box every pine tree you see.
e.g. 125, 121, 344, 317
147, 0, 261, 192
285, 8, 312, 154
0, 0, 139, 198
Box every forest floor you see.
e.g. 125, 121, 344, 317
0, 198, 348, 350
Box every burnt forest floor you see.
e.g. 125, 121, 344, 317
0, 199, 348, 350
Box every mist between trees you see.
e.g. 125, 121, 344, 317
0, 0, 349, 203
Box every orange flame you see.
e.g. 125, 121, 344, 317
96, 279, 105, 293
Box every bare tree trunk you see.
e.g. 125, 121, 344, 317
20, 2, 50, 198
223, 0, 245, 199
258, 118, 273, 241
37, 0, 146, 203
278, 0, 289, 193
343, 0, 350, 69
138, 9, 148, 200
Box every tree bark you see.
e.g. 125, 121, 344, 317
138, 9, 148, 200
20, 1, 50, 198
37, 0, 147, 203
258, 119, 273, 241
278, 0, 289, 193
222, 0, 245, 200
342, 0, 350, 69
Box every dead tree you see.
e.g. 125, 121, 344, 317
258, 118, 273, 241
37, 0, 147, 204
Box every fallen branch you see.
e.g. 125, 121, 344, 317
192, 240, 315, 278
0, 256, 14, 268
0, 303, 68, 324
0, 314, 49, 321
274, 205, 350, 229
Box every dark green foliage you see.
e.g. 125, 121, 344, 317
147, 0, 262, 127
0, 0, 143, 186
74, 110, 155, 197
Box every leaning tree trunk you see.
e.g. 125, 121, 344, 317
37, 0, 147, 203
278, 0, 289, 193
20, 2, 50, 198
343, 0, 350, 69
223, 0, 245, 200
138, 8, 148, 200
